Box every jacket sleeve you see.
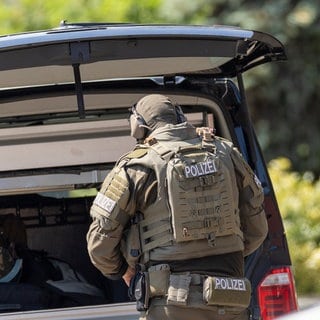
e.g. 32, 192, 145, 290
86, 162, 154, 280
230, 147, 268, 256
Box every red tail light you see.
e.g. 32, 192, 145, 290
258, 267, 298, 320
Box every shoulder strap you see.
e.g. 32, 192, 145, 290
149, 142, 175, 161
125, 147, 149, 159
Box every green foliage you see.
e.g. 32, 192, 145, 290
0, 0, 162, 33
159, 0, 320, 175
214, 1, 320, 175
268, 158, 320, 294
1, 0, 318, 174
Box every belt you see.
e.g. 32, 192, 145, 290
147, 264, 251, 309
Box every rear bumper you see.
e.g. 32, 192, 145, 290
0, 302, 139, 320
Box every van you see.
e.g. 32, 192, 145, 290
0, 22, 298, 319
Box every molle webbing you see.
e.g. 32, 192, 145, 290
138, 140, 243, 254
170, 163, 242, 243
139, 217, 174, 253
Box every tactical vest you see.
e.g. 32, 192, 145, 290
127, 135, 244, 263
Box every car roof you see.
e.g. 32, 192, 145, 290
0, 22, 286, 89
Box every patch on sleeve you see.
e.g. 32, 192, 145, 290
93, 192, 116, 213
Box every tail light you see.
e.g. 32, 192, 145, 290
258, 266, 298, 319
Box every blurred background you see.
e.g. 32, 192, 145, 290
0, 0, 319, 305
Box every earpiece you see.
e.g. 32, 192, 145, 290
129, 105, 148, 140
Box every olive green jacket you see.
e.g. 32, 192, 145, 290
87, 123, 268, 279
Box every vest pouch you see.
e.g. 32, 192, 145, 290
128, 269, 150, 311
123, 223, 141, 267
148, 264, 170, 297
167, 274, 192, 305
203, 276, 251, 308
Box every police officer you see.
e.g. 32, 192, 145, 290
87, 94, 268, 320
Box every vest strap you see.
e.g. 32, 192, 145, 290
140, 219, 174, 252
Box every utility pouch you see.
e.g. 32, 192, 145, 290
203, 276, 251, 308
128, 267, 150, 311
167, 274, 192, 305
148, 264, 170, 297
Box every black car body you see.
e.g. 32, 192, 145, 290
0, 22, 297, 320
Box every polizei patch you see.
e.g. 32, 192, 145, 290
214, 277, 247, 291
184, 160, 217, 178
93, 192, 116, 213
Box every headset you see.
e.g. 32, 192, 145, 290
129, 104, 149, 141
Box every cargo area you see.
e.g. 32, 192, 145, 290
0, 176, 133, 313
0, 191, 102, 285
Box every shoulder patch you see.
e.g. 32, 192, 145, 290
126, 148, 148, 159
